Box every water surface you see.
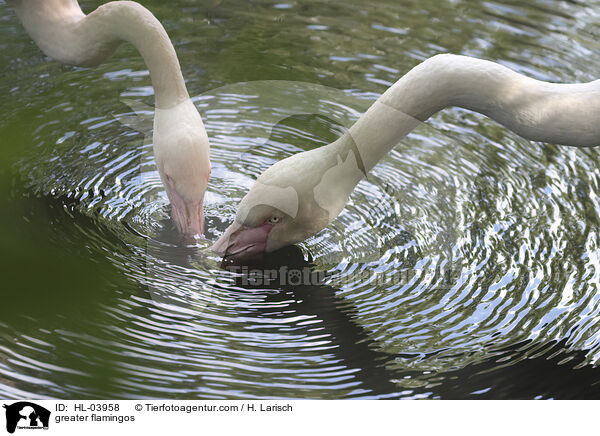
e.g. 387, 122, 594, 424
1, 0, 600, 399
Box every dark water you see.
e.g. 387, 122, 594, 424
1, 0, 600, 399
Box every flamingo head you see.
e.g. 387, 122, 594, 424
211, 201, 326, 259
212, 138, 368, 258
162, 168, 209, 236
154, 99, 211, 237
211, 149, 336, 258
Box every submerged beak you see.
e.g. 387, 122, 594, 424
168, 189, 205, 236
211, 221, 272, 258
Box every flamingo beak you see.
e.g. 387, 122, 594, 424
211, 221, 272, 258
167, 189, 205, 236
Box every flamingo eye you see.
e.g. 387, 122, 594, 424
268, 216, 280, 224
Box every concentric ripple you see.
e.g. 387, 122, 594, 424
1, 0, 600, 399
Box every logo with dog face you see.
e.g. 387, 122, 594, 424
2, 402, 50, 434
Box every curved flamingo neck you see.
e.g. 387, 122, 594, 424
8, 0, 189, 108
329, 53, 600, 188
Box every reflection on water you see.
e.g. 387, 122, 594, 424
1, 0, 600, 399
